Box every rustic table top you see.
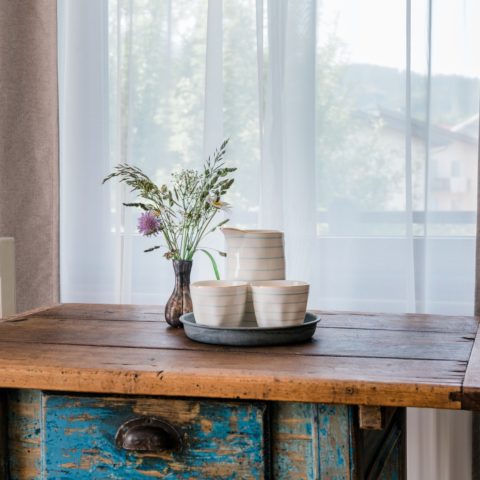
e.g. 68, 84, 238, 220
0, 303, 479, 410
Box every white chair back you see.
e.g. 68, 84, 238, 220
0, 238, 16, 317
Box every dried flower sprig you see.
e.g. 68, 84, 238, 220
103, 139, 235, 278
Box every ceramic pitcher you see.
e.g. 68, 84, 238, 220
222, 228, 286, 325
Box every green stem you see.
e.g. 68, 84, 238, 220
198, 249, 220, 280
187, 210, 217, 259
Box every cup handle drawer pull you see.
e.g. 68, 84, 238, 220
115, 417, 183, 452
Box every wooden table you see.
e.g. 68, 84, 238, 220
1, 303, 480, 479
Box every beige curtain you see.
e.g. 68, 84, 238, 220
0, 1, 59, 313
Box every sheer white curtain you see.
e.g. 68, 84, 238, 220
58, 0, 480, 478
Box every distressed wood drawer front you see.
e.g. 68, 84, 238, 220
11, 392, 268, 479
45, 394, 267, 479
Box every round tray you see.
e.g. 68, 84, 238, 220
180, 312, 320, 347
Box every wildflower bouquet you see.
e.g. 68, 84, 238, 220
103, 139, 235, 279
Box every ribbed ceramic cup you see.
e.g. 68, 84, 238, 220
251, 280, 309, 327
191, 281, 248, 327
222, 229, 286, 282
222, 228, 286, 326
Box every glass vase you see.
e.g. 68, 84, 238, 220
164, 260, 193, 328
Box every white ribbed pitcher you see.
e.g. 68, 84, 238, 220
222, 228, 286, 325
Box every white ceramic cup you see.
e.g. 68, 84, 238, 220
250, 280, 310, 327
191, 280, 248, 327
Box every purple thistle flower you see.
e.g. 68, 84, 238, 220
138, 211, 162, 236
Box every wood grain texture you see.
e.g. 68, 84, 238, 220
0, 316, 474, 361
0, 341, 464, 409
0, 303, 477, 409
462, 326, 480, 410
41, 394, 267, 479
270, 403, 320, 479
461, 311, 480, 412
317, 311, 479, 334
317, 404, 355, 479
7, 391, 407, 480
1, 303, 59, 323
270, 403, 356, 479
7, 390, 43, 480
11, 303, 480, 332
359, 406, 385, 430
9, 303, 163, 323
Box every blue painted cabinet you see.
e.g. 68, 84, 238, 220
4, 390, 405, 479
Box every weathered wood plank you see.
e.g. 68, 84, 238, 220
0, 316, 474, 362
41, 393, 267, 479
359, 406, 385, 430
317, 404, 355, 479
3, 303, 60, 323
20, 304, 479, 335
461, 323, 480, 410
0, 303, 478, 409
12, 303, 164, 323
7, 390, 43, 480
317, 311, 479, 334
270, 403, 355, 479
270, 403, 320, 479
0, 341, 463, 409
5, 390, 407, 480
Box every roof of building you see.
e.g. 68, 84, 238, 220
355, 108, 478, 147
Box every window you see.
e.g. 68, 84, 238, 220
59, 0, 479, 313
58, 3, 479, 478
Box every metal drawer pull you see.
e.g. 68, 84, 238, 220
115, 417, 182, 452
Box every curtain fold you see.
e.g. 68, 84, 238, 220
203, 0, 224, 160
0, 0, 59, 313
259, 0, 317, 280
57, 0, 114, 303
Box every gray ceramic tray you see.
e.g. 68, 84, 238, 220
180, 312, 320, 347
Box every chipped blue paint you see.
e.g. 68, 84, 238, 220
42, 394, 267, 479
272, 403, 406, 479
6, 390, 406, 479
336, 446, 345, 466
271, 402, 318, 479
317, 404, 351, 479
7, 390, 43, 479
272, 403, 357, 479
